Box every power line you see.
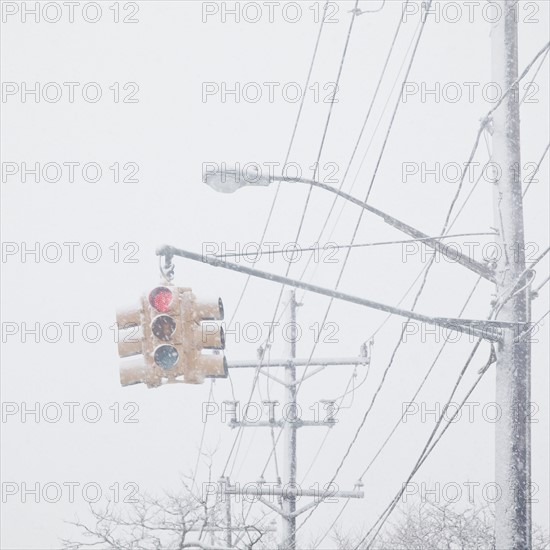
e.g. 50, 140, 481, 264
221, 0, 363, 487
220, 16, 549, 550
308, 125, 493, 539
357, 240, 547, 545
224, 0, 331, 333
355, 130, 493, 353
315, 16, 422, 260
260, 7, 420, 481
292, 10, 443, 538
271, 6, 439, 538
357, 335, 495, 549
300, 0, 413, 270
218, 1, 333, 477
527, 245, 550, 269
192, 380, 215, 491
294, 0, 434, 401
523, 142, 549, 197
296, 29, 545, 533
290, 0, 361, 250
520, 45, 549, 104
317, 33, 550, 398
297, 20, 549, 550
297, 140, 497, 536
533, 275, 550, 296
215, 232, 496, 259
311, 275, 483, 548
250, 4, 419, 490
299, 347, 374, 486
359, 285, 519, 546
292, 0, 432, 406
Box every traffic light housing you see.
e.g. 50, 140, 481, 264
116, 294, 160, 388
181, 292, 227, 384
148, 286, 184, 379
115, 285, 227, 388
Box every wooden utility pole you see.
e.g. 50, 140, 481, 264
216, 288, 366, 550
491, 2, 531, 548
281, 289, 298, 550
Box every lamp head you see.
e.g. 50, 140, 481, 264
203, 165, 273, 193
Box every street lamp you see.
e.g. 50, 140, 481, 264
202, 166, 495, 282
203, 165, 272, 193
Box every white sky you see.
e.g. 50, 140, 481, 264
1, 1, 549, 548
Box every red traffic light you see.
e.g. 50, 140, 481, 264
149, 287, 174, 313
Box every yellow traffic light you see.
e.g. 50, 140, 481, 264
116, 297, 161, 388
148, 286, 183, 375
182, 294, 227, 383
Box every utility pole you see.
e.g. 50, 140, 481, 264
491, 2, 531, 548
216, 289, 366, 550
281, 289, 298, 550
223, 477, 232, 548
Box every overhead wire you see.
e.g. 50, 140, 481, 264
249, 5, 432, 529
519, 45, 549, 105
310, 112, 503, 546
299, 0, 414, 278
299, 123, 494, 532
215, 15, 548, 547
356, 274, 529, 547
293, 0, 434, 399
296, 32, 550, 428
308, 42, 550, 545
244, 0, 414, 508
311, 275, 484, 548
256, 0, 416, 494
221, 0, 363, 491
191, 380, 215, 492
299, 16, 422, 289
290, 0, 362, 250
236, 0, 363, 479
217, 0, 333, 478
215, 232, 496, 260
292, 3, 440, 537
358, 339, 492, 549
224, 0, 331, 332
523, 142, 549, 197
352, 31, 548, 354
533, 275, 550, 296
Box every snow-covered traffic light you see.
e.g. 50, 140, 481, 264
181, 293, 227, 384
116, 296, 160, 388
148, 286, 182, 373
115, 285, 227, 388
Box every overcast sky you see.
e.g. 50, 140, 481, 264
1, 1, 549, 548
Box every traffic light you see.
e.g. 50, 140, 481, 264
115, 285, 227, 388
148, 285, 184, 378
116, 295, 160, 388
181, 292, 227, 384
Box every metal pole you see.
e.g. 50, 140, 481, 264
281, 289, 298, 550
271, 177, 495, 282
156, 245, 516, 342
491, 2, 531, 548
203, 171, 494, 281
